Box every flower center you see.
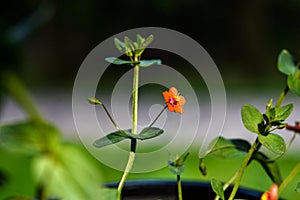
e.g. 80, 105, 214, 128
169, 97, 179, 106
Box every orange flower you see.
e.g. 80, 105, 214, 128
261, 184, 278, 200
163, 87, 186, 114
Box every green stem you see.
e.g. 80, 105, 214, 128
132, 63, 139, 134
2, 72, 44, 121
228, 138, 259, 200
117, 60, 140, 199
275, 86, 289, 108
177, 174, 183, 200
117, 139, 137, 200
278, 163, 300, 195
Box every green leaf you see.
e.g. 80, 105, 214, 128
32, 143, 107, 200
168, 160, 185, 175
278, 49, 297, 75
93, 130, 130, 148
136, 34, 145, 47
168, 152, 189, 175
124, 36, 135, 57
139, 59, 162, 67
275, 104, 293, 121
0, 120, 60, 154
288, 71, 300, 97
258, 133, 286, 155
114, 38, 125, 53
211, 179, 225, 200
127, 127, 164, 140
140, 34, 154, 49
241, 104, 263, 134
265, 107, 276, 121
295, 182, 300, 194
253, 152, 283, 185
105, 57, 135, 65
208, 137, 250, 159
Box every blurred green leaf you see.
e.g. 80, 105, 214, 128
278, 49, 297, 75
288, 71, 300, 97
93, 130, 130, 148
0, 120, 60, 154
114, 38, 125, 53
208, 137, 250, 159
32, 143, 107, 200
241, 104, 263, 134
275, 104, 293, 121
105, 57, 136, 65
295, 182, 300, 194
3, 195, 32, 200
258, 133, 286, 155
101, 187, 118, 200
253, 152, 283, 185
211, 179, 225, 200
139, 59, 161, 67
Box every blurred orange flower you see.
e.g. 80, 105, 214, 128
261, 184, 278, 200
163, 87, 186, 114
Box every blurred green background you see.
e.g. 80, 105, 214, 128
1, 0, 300, 199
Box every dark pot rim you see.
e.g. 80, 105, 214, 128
105, 179, 264, 199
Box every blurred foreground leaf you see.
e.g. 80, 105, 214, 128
0, 120, 60, 154
32, 143, 110, 200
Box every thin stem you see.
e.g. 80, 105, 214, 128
228, 138, 259, 200
278, 163, 300, 195
177, 174, 183, 200
132, 63, 139, 135
101, 104, 121, 131
275, 86, 289, 108
148, 105, 167, 128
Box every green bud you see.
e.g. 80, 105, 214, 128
87, 97, 102, 105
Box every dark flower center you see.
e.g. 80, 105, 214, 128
169, 97, 178, 106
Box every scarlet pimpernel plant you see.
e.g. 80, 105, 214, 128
200, 49, 300, 200
88, 34, 186, 200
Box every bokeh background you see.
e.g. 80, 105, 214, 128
1, 0, 300, 89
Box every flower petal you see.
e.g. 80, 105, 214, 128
174, 105, 184, 114
169, 87, 178, 95
179, 96, 186, 106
